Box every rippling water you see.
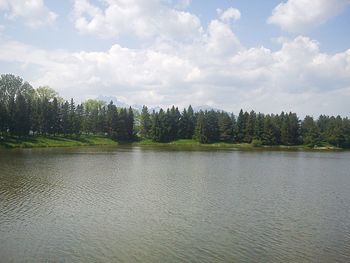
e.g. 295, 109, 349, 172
0, 147, 350, 262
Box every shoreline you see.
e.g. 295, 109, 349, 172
0, 136, 344, 151
0, 135, 119, 149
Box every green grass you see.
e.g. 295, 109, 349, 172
0, 135, 118, 149
135, 139, 264, 148
134, 139, 201, 147
133, 139, 343, 151
0, 136, 343, 151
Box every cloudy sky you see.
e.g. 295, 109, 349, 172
0, 0, 349, 116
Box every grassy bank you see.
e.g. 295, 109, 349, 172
134, 139, 250, 148
133, 139, 341, 151
0, 135, 118, 149
0, 136, 343, 151
136, 139, 346, 151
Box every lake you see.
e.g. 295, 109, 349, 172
0, 146, 350, 262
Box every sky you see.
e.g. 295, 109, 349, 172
0, 0, 349, 117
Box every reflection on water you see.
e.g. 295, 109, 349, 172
1, 147, 350, 262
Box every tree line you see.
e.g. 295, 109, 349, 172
0, 74, 134, 141
1, 74, 350, 148
140, 106, 350, 148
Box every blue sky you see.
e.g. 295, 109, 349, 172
0, 0, 349, 116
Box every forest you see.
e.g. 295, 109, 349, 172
1, 74, 350, 148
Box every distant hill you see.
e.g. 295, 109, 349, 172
96, 95, 222, 113
193, 105, 221, 112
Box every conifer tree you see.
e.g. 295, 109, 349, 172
61, 101, 70, 135
152, 109, 167, 142
126, 107, 134, 141
14, 94, 30, 136
218, 111, 233, 142
69, 98, 76, 134
117, 108, 128, 141
140, 105, 152, 139
254, 113, 264, 141
195, 111, 207, 143
98, 105, 107, 134
244, 110, 256, 143
52, 98, 61, 135
263, 115, 278, 145
236, 109, 245, 142
0, 100, 8, 135
75, 104, 84, 135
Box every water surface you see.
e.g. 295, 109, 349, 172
1, 147, 350, 262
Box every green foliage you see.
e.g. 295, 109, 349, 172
1, 73, 349, 149
36, 86, 59, 101
0, 135, 118, 148
251, 139, 263, 147
195, 110, 220, 143
236, 109, 245, 142
244, 110, 256, 143
301, 116, 320, 146
179, 105, 195, 139
151, 109, 167, 142
139, 105, 152, 139
254, 113, 264, 140
218, 111, 233, 142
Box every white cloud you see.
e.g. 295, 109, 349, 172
218, 7, 241, 22
0, 0, 57, 28
0, 32, 349, 116
268, 0, 350, 33
73, 0, 202, 40
205, 20, 242, 56
0, 1, 348, 116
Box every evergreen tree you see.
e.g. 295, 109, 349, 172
0, 101, 8, 134
263, 115, 278, 145
195, 110, 219, 143
179, 105, 195, 139
280, 112, 289, 145
254, 113, 264, 140
40, 97, 51, 134
288, 113, 300, 145
139, 105, 152, 139
69, 98, 76, 134
117, 108, 128, 141
317, 115, 330, 139
107, 101, 118, 139
152, 109, 167, 142
8, 97, 16, 134
244, 110, 256, 143
218, 111, 233, 142
75, 104, 84, 135
52, 98, 61, 135
236, 109, 245, 142
207, 110, 220, 143
14, 94, 30, 136
342, 118, 350, 148
126, 107, 134, 141
30, 98, 41, 135
61, 101, 70, 135
168, 106, 181, 141
230, 113, 237, 142
195, 111, 206, 143
98, 105, 107, 134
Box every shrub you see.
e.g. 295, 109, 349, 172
251, 139, 263, 147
